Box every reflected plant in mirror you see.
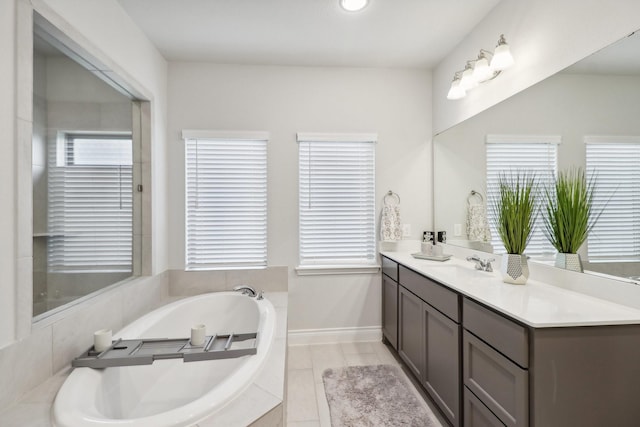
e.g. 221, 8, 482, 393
541, 167, 604, 272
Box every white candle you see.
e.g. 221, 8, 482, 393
94, 329, 112, 352
191, 324, 206, 346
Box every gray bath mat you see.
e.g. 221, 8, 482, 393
322, 364, 441, 427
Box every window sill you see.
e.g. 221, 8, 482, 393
295, 264, 381, 276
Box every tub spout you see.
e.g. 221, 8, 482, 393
233, 285, 257, 297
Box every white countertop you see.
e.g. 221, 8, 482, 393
381, 251, 640, 328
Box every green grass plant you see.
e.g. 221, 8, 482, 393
542, 167, 601, 254
490, 171, 538, 255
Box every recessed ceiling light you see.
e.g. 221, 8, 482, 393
340, 0, 369, 12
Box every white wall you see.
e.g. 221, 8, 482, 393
167, 64, 432, 332
433, 0, 640, 134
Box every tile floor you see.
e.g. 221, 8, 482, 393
286, 341, 446, 427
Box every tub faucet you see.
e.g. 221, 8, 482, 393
466, 255, 495, 272
233, 285, 257, 297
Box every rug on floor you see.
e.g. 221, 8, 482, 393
322, 364, 441, 427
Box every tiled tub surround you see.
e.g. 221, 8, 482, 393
0, 267, 288, 426
0, 272, 169, 413
381, 247, 640, 427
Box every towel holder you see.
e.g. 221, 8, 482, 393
384, 190, 400, 205
467, 190, 484, 205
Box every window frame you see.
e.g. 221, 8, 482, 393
296, 132, 379, 275
182, 130, 269, 271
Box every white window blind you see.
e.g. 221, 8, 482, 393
48, 133, 133, 272
486, 135, 559, 257
586, 136, 640, 261
184, 131, 268, 270
298, 133, 376, 266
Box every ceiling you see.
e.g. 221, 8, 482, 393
117, 0, 501, 68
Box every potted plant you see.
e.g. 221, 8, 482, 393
490, 171, 538, 284
542, 167, 602, 272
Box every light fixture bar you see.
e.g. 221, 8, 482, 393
447, 34, 514, 100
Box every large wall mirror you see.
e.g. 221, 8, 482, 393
434, 30, 640, 284
32, 14, 142, 318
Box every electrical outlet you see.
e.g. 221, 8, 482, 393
402, 224, 411, 237
454, 224, 462, 236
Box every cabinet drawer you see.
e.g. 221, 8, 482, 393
381, 256, 398, 281
463, 331, 528, 427
464, 388, 506, 427
399, 265, 459, 322
463, 298, 528, 368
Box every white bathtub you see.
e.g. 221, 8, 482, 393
53, 292, 276, 427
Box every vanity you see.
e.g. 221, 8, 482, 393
381, 252, 640, 427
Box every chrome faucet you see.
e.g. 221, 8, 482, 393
233, 285, 257, 297
466, 255, 495, 272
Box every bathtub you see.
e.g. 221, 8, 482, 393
52, 291, 276, 427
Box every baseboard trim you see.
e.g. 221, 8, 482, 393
288, 326, 382, 346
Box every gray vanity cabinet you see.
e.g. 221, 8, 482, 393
462, 298, 528, 427
464, 388, 505, 427
398, 284, 424, 378
398, 265, 461, 427
423, 300, 460, 427
381, 257, 399, 350
382, 255, 640, 427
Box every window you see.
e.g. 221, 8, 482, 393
485, 135, 559, 257
586, 136, 640, 261
183, 131, 268, 270
297, 133, 377, 271
48, 133, 133, 272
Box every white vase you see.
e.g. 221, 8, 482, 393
500, 254, 529, 285
555, 253, 583, 272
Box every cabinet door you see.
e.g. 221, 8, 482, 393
398, 286, 423, 379
382, 275, 398, 350
464, 388, 506, 427
423, 302, 461, 427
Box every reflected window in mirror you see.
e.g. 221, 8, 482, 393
586, 136, 640, 261
486, 135, 559, 256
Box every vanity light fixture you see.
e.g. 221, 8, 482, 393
491, 34, 515, 70
340, 0, 368, 12
460, 63, 479, 90
446, 34, 515, 100
446, 73, 466, 100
